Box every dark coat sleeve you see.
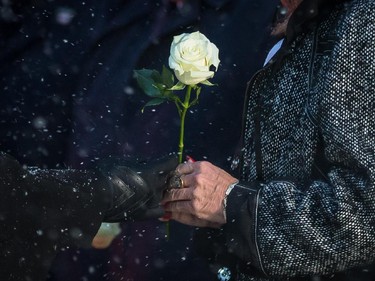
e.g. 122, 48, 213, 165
0, 152, 111, 280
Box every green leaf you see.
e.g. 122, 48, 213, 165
161, 89, 176, 99
199, 80, 217, 86
134, 69, 162, 97
189, 86, 201, 107
141, 98, 166, 113
154, 82, 167, 90
169, 81, 186, 91
196, 86, 202, 96
134, 69, 161, 81
162, 66, 175, 88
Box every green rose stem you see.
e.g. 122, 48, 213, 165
134, 30, 219, 241
165, 85, 195, 240
178, 85, 192, 163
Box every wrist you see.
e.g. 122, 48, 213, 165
223, 180, 239, 223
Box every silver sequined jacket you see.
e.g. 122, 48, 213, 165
212, 0, 375, 280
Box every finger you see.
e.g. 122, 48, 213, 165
163, 200, 193, 214
170, 212, 221, 228
176, 162, 194, 175
179, 174, 192, 188
186, 155, 196, 162
177, 173, 189, 188
162, 188, 193, 204
172, 173, 194, 188
158, 211, 172, 222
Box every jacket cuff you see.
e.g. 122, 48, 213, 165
224, 181, 266, 276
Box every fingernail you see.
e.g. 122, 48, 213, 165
186, 155, 196, 162
159, 212, 172, 222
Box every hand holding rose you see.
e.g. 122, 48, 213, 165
161, 161, 238, 228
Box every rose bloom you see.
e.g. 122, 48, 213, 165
168, 31, 220, 85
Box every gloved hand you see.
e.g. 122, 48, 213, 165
103, 155, 178, 222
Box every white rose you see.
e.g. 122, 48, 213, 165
168, 31, 220, 85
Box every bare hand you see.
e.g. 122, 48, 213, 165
161, 161, 238, 228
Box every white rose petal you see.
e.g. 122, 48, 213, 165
175, 70, 214, 85
168, 31, 220, 85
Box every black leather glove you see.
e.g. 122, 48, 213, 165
103, 155, 178, 222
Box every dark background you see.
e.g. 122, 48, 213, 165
0, 0, 278, 280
